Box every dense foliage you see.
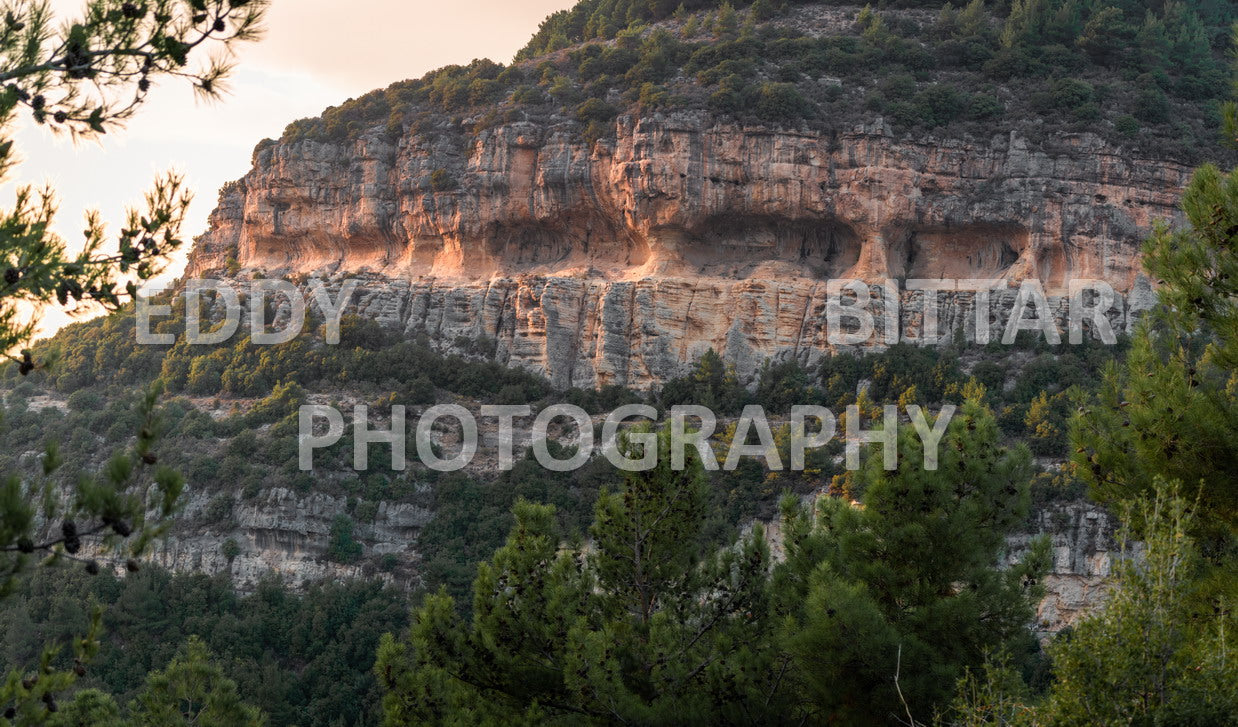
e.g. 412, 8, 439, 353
376, 394, 1048, 724
942, 88, 1238, 726
0, 2, 269, 723
776, 388, 1048, 724
1073, 160, 1238, 564
1030, 485, 1236, 725
658, 336, 1124, 460
377, 428, 789, 724
949, 483, 1237, 726
0, 301, 1108, 724
280, 1, 1234, 161
1, 302, 1108, 594
0, 567, 405, 727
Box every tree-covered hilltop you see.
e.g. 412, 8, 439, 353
280, 0, 1235, 159
0, 304, 1117, 726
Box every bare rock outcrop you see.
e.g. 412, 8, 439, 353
186, 112, 1189, 387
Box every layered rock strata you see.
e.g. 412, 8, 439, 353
187, 113, 1186, 386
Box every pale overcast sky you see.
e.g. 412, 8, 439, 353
14, 0, 571, 337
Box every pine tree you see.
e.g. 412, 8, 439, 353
749, 0, 777, 23
947, 483, 1238, 726
774, 388, 1049, 725
951, 67, 1238, 727
46, 689, 122, 727
1038, 483, 1237, 726
0, 3, 267, 721
1071, 153, 1238, 563
957, 0, 992, 39
127, 637, 266, 727
681, 13, 701, 38
0, 1, 267, 358
376, 427, 790, 725
713, 2, 737, 38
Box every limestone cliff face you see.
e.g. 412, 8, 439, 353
138, 483, 1121, 633
1006, 502, 1123, 635
188, 111, 1186, 387
137, 487, 432, 591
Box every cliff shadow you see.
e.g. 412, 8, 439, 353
479, 214, 651, 275
888, 223, 1029, 281
669, 214, 863, 279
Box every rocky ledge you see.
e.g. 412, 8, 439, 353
186, 112, 1188, 386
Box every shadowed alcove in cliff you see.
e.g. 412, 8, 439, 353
889, 223, 1029, 280
481, 214, 651, 272
248, 227, 409, 273
679, 214, 862, 278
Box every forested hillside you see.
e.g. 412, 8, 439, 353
0, 304, 1131, 724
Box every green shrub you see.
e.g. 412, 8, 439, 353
884, 38, 935, 70
1031, 77, 1093, 114
937, 37, 995, 69
1073, 102, 1101, 121
1134, 87, 1171, 124
575, 97, 618, 123
1115, 114, 1141, 137
754, 82, 813, 122
66, 389, 103, 412
910, 84, 967, 128
708, 73, 749, 114
636, 82, 672, 109
204, 494, 235, 526
1036, 43, 1085, 72
510, 85, 547, 105
970, 360, 1007, 395
355, 500, 379, 523
863, 90, 886, 113
878, 73, 917, 99
968, 93, 1003, 119
696, 57, 756, 86
327, 515, 363, 563
1052, 78, 1093, 108
983, 46, 1041, 80
546, 75, 578, 102
429, 168, 458, 192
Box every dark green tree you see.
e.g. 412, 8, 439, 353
954, 60, 1238, 727
658, 348, 750, 414
327, 515, 363, 564
0, 2, 267, 722
775, 389, 1049, 725
1071, 154, 1238, 564
376, 427, 789, 725
1037, 483, 1236, 726
127, 636, 266, 727
46, 688, 122, 727
948, 483, 1238, 726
